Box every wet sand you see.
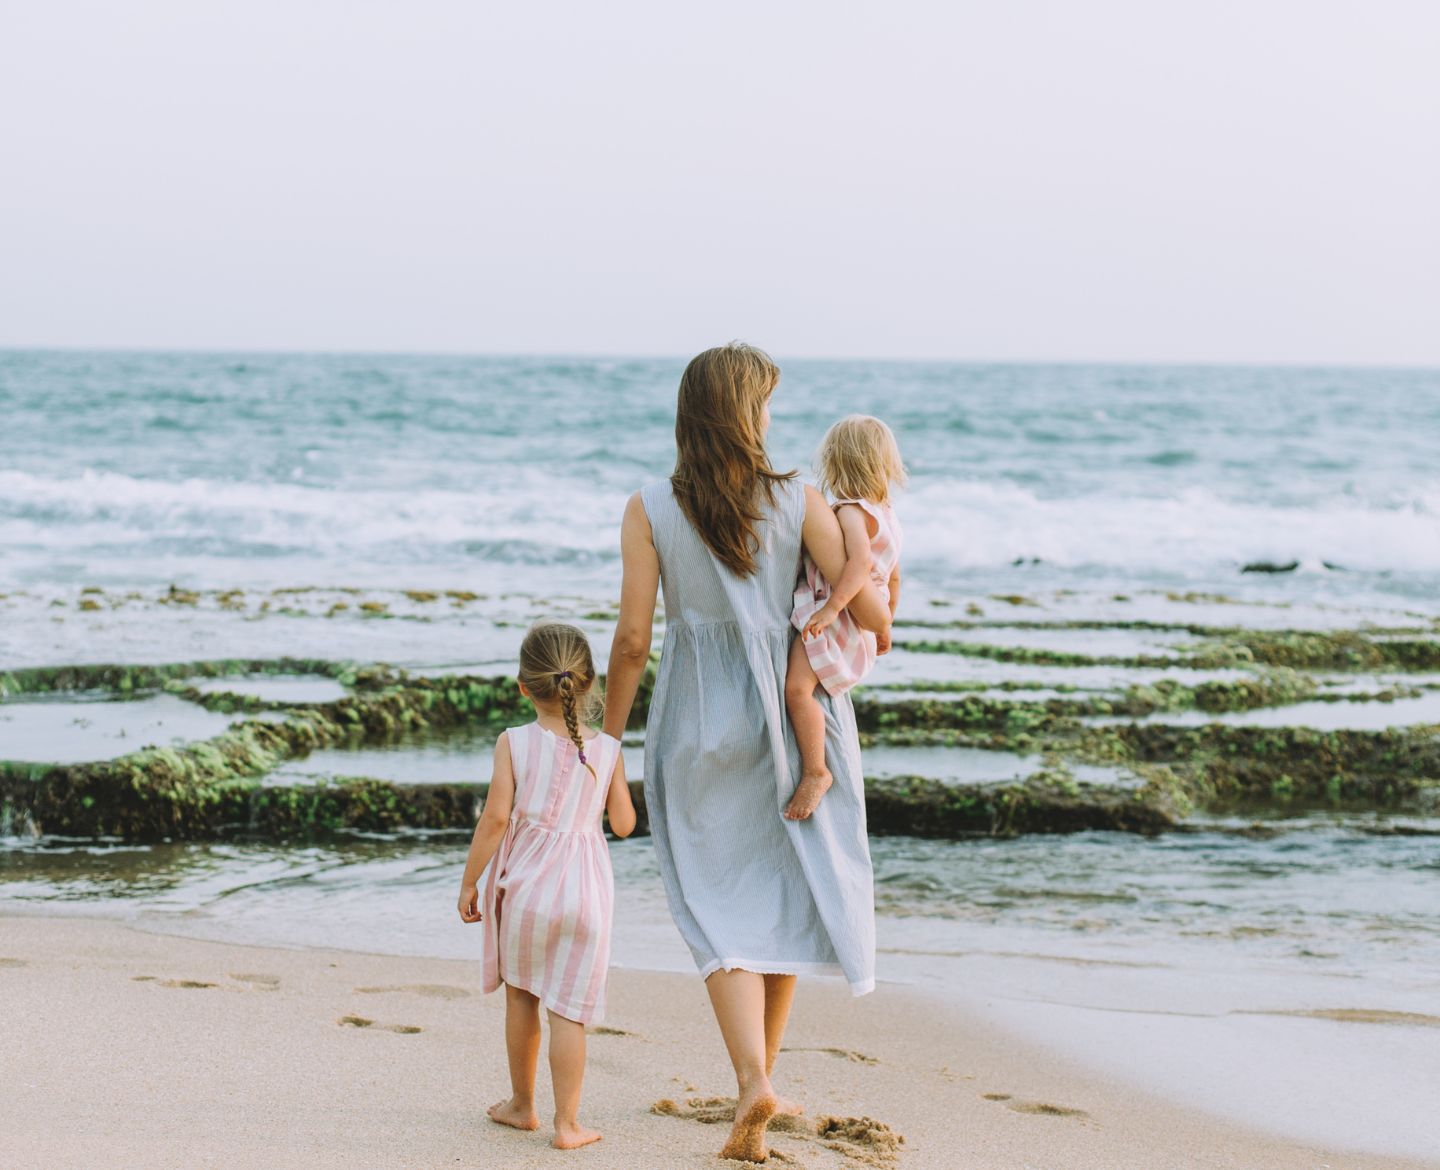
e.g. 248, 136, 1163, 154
3, 915, 1434, 1170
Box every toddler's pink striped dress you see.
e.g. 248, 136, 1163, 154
479, 722, 621, 1024
792, 497, 902, 697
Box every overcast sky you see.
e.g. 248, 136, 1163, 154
1, 1, 1437, 364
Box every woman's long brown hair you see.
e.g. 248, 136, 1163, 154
671, 342, 795, 577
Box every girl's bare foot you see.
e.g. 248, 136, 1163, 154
720, 1081, 778, 1161
783, 770, 832, 820
487, 1097, 539, 1131
773, 1096, 805, 1117
552, 1120, 603, 1149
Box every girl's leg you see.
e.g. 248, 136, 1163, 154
784, 637, 833, 820
547, 1010, 602, 1149
705, 969, 778, 1162
488, 984, 541, 1130
762, 973, 804, 1115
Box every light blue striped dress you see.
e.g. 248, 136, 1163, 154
640, 477, 876, 995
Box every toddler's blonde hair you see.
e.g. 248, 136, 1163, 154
517, 622, 601, 780
816, 414, 906, 504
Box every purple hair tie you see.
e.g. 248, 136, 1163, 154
556, 670, 572, 680
578, 749, 588, 764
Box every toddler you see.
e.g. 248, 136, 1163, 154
784, 414, 904, 820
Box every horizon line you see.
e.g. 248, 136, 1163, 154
1, 342, 1437, 375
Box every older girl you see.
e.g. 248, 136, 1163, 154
457, 622, 636, 1150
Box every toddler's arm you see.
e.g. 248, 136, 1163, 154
605, 752, 637, 838
457, 732, 517, 923
876, 565, 901, 654
803, 503, 875, 639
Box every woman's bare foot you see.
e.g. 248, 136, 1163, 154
552, 1120, 603, 1149
720, 1081, 778, 1161
783, 770, 832, 820
487, 1097, 539, 1130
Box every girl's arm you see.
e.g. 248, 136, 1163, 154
457, 732, 517, 923
803, 503, 874, 638
801, 486, 889, 636
603, 492, 660, 739
605, 752, 637, 838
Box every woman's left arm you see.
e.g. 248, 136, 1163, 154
605, 752, 637, 838
603, 492, 659, 740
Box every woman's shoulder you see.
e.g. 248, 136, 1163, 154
779, 475, 812, 511
636, 479, 676, 522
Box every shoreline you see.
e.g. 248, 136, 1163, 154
3, 912, 1435, 1170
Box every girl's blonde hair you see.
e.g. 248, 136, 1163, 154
517, 622, 600, 780
671, 341, 796, 578
816, 414, 907, 505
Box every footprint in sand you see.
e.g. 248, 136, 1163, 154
353, 983, 470, 1000
591, 1025, 642, 1038
337, 1015, 423, 1034
157, 979, 219, 989
652, 1097, 810, 1133
782, 1046, 879, 1066
0, 958, 27, 969
230, 973, 280, 990
1008, 1101, 1089, 1118
814, 1116, 906, 1166
652, 1098, 904, 1166
982, 1091, 1089, 1120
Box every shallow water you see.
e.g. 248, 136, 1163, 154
867, 646, 1255, 689
1088, 692, 1440, 731
0, 693, 237, 764
3, 822, 1435, 987
894, 623, 1204, 657
188, 675, 351, 704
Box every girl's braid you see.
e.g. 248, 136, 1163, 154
557, 672, 598, 781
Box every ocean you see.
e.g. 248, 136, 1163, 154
2, 348, 1438, 1155
3, 349, 1438, 605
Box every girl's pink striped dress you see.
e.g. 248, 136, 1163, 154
792, 497, 902, 696
479, 722, 622, 1024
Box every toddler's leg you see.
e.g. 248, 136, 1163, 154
547, 1010, 602, 1149
783, 635, 833, 820
487, 984, 541, 1130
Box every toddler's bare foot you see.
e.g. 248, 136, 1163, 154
720, 1080, 778, 1161
784, 769, 833, 820
487, 1097, 539, 1130
552, 1120, 602, 1149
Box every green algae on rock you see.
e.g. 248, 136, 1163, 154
4, 626, 1437, 840
0, 658, 362, 699
863, 771, 1178, 837
0, 664, 535, 838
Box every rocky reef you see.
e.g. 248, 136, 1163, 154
2, 617, 1437, 842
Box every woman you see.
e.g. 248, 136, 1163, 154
603, 342, 890, 1162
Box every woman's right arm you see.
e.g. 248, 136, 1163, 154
801, 486, 890, 635
603, 491, 660, 740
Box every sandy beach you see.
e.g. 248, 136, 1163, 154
3, 914, 1433, 1170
